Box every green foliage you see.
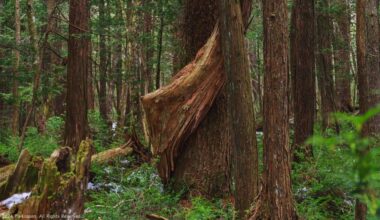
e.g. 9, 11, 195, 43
88, 110, 113, 152
294, 106, 380, 219
85, 161, 234, 219
0, 116, 63, 162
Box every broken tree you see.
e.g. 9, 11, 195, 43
141, 0, 258, 216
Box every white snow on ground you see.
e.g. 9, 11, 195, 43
0, 192, 31, 209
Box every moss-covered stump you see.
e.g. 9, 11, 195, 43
10, 139, 93, 219
0, 150, 43, 201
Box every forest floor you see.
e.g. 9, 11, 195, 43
0, 113, 367, 219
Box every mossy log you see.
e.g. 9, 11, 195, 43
9, 139, 93, 219
0, 142, 134, 187
141, 27, 224, 182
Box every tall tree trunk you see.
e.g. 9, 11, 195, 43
64, 0, 90, 151
12, 0, 21, 135
0, 0, 5, 129
219, 0, 258, 217
355, 0, 380, 219
98, 0, 109, 123
316, 0, 337, 130
170, 0, 231, 197
250, 0, 295, 218
115, 3, 124, 129
333, 0, 352, 112
290, 0, 316, 161
155, 0, 164, 90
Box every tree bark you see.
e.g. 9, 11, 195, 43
290, 0, 316, 161
155, 0, 164, 90
169, 0, 233, 198
98, 0, 109, 123
333, 0, 353, 112
355, 0, 380, 219
12, 0, 21, 135
219, 0, 258, 217
249, 0, 295, 218
316, 0, 337, 130
64, 0, 90, 151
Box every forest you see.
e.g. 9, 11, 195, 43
0, 0, 379, 219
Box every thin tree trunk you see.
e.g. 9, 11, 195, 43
98, 0, 109, 123
155, 0, 164, 90
19, 0, 43, 149
64, 0, 90, 151
290, 0, 316, 161
316, 0, 337, 130
250, 0, 295, 218
219, 0, 258, 217
333, 0, 353, 112
12, 0, 21, 135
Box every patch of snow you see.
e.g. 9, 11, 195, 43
104, 167, 112, 174
105, 182, 122, 193
112, 122, 117, 131
120, 159, 130, 165
0, 192, 31, 209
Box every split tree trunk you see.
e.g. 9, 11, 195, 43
290, 0, 316, 161
249, 0, 295, 218
170, 0, 233, 197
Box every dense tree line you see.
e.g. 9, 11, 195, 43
0, 0, 379, 219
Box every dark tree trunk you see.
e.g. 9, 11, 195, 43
316, 0, 337, 130
12, 0, 21, 135
64, 0, 90, 151
355, 0, 380, 219
171, 0, 232, 197
219, 0, 258, 217
290, 0, 316, 161
333, 0, 352, 112
98, 0, 109, 123
155, 0, 164, 90
250, 0, 295, 218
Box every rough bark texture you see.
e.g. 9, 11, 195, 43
355, 0, 380, 219
98, 0, 109, 123
249, 0, 295, 219
170, 0, 232, 197
179, 0, 218, 68
142, 29, 224, 183
316, 0, 337, 130
12, 0, 21, 135
290, 0, 316, 161
219, 0, 258, 217
64, 0, 90, 151
333, 0, 352, 112
363, 0, 380, 132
